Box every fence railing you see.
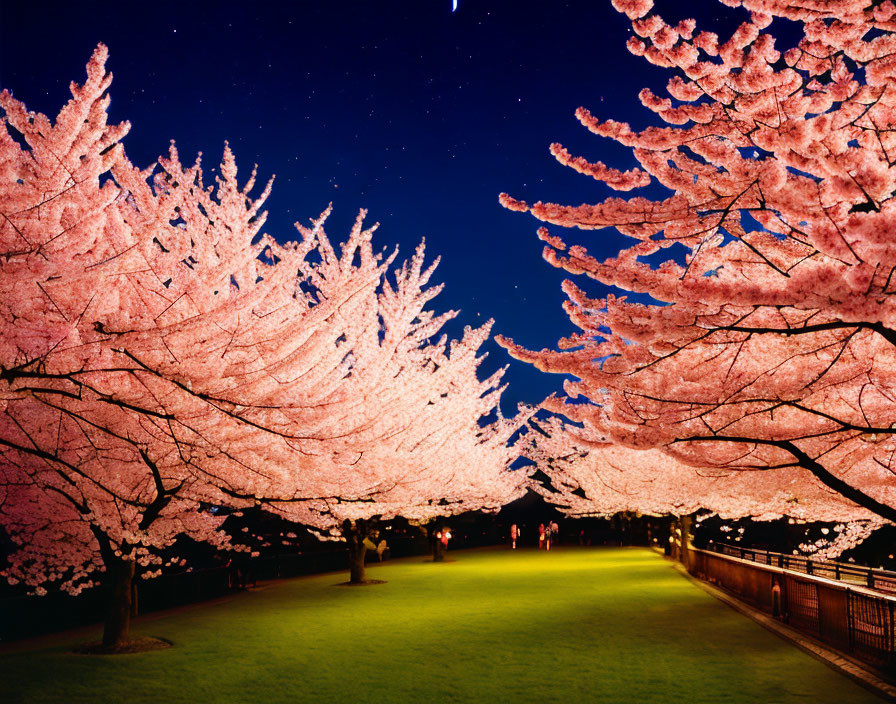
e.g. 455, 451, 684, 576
691, 545, 896, 675
707, 541, 896, 595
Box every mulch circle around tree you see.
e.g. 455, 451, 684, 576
72, 637, 173, 655
334, 579, 387, 587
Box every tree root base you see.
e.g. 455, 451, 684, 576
72, 637, 172, 655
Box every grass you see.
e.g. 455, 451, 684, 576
2, 547, 884, 703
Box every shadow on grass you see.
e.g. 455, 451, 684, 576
71, 637, 173, 655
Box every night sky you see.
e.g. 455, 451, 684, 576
1, 0, 750, 411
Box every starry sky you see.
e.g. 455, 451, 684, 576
1, 0, 751, 411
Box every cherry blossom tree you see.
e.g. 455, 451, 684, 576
525, 417, 884, 556
499, 0, 896, 526
0, 46, 392, 646
0, 48, 235, 648
236, 235, 534, 583
136, 146, 535, 586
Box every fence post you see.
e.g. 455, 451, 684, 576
815, 583, 822, 638
868, 570, 875, 589
807, 560, 813, 576
846, 591, 855, 653
836, 563, 840, 580
889, 601, 895, 667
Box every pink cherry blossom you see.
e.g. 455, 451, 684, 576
501, 1, 896, 533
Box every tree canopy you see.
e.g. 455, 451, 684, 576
499, 0, 896, 524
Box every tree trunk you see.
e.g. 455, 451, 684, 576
678, 514, 693, 573
342, 519, 369, 584
102, 551, 136, 648
669, 518, 680, 561
89, 527, 138, 649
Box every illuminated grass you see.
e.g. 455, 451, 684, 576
2, 548, 884, 703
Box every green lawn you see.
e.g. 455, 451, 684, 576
2, 547, 884, 703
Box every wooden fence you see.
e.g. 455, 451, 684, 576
691, 545, 896, 674
708, 541, 896, 594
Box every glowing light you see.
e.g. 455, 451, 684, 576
452, 0, 458, 10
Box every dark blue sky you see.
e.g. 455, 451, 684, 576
1, 0, 747, 410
